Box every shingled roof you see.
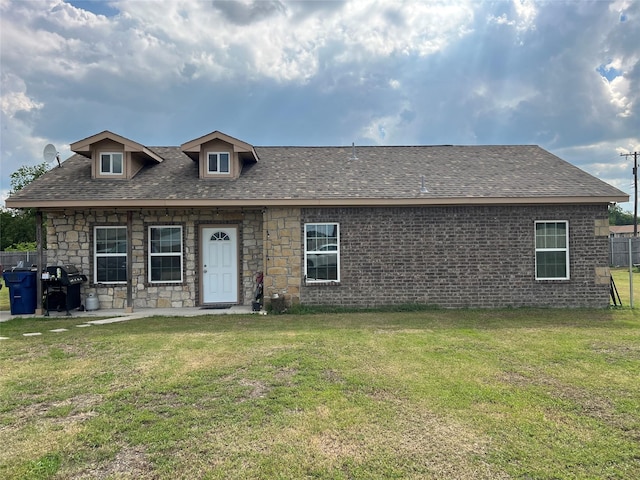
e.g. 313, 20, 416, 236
6, 144, 627, 209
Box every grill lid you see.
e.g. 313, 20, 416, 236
46, 265, 81, 276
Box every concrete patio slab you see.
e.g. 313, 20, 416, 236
0, 305, 257, 323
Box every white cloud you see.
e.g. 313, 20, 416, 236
487, 0, 537, 39
0, 73, 49, 201
104, 0, 475, 83
607, 74, 633, 117
554, 138, 639, 210
513, 0, 537, 32
1, 74, 44, 117
359, 101, 416, 145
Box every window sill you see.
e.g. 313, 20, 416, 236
304, 280, 341, 287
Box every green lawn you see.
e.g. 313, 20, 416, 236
0, 281, 8, 311
610, 267, 640, 307
1, 308, 639, 479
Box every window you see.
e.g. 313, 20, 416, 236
305, 223, 339, 282
535, 221, 569, 280
94, 226, 127, 283
207, 152, 230, 174
211, 231, 230, 241
149, 226, 183, 283
100, 152, 123, 174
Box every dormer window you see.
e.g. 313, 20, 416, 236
208, 152, 230, 174
181, 131, 259, 180
100, 152, 124, 175
70, 131, 164, 180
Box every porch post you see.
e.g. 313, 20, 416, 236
35, 209, 44, 315
125, 210, 133, 313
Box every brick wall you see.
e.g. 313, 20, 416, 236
300, 205, 611, 308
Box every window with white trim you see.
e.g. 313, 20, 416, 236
305, 223, 339, 282
535, 221, 569, 280
94, 226, 127, 283
149, 226, 183, 283
207, 152, 230, 174
100, 152, 123, 175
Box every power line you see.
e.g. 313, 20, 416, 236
621, 152, 640, 237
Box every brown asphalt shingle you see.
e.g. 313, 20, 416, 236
6, 145, 627, 207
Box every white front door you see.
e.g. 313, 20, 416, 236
202, 226, 238, 304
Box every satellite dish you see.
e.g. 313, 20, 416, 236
43, 143, 61, 167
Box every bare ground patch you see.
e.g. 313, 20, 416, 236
71, 445, 157, 480
237, 378, 270, 400
591, 342, 640, 362
0, 392, 103, 463
6, 393, 103, 430
221, 365, 299, 402
308, 401, 511, 479
500, 370, 638, 438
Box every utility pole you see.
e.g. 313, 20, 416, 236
621, 152, 639, 237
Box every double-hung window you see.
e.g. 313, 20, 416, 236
305, 223, 339, 282
100, 152, 123, 175
149, 226, 183, 283
535, 221, 569, 280
94, 226, 127, 283
207, 152, 230, 174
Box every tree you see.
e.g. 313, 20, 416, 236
0, 208, 38, 250
1, 162, 50, 250
609, 204, 635, 225
9, 163, 50, 195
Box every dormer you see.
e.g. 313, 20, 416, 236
180, 131, 258, 180
70, 131, 163, 180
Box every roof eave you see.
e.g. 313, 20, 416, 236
181, 131, 259, 163
5, 195, 628, 210
70, 131, 163, 163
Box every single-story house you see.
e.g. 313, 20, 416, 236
5, 130, 627, 312
609, 225, 637, 238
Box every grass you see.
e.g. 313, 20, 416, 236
0, 282, 8, 311
1, 308, 639, 479
610, 267, 640, 306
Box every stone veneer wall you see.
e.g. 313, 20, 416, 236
262, 207, 302, 306
45, 208, 262, 309
300, 204, 612, 308
241, 210, 264, 304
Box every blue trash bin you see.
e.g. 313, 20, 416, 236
3, 269, 37, 315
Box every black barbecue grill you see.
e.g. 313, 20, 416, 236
42, 265, 88, 315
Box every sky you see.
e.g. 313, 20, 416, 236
1, 0, 639, 211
